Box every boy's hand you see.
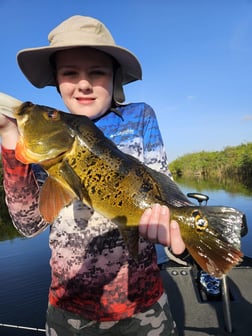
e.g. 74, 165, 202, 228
139, 204, 185, 255
0, 114, 19, 149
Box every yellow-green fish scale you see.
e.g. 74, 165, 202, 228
64, 139, 163, 227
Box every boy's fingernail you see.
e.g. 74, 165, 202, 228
171, 220, 178, 229
161, 205, 168, 215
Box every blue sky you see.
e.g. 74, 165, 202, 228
0, 0, 252, 162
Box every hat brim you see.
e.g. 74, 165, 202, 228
17, 44, 142, 88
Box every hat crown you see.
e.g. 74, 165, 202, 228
17, 15, 142, 89
48, 16, 115, 47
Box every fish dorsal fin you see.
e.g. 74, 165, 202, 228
39, 176, 76, 223
144, 166, 192, 207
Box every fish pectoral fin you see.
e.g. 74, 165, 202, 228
39, 176, 76, 223
60, 160, 92, 207
120, 228, 139, 261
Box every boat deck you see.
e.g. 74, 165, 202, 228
162, 258, 252, 335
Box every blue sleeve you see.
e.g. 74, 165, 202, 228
142, 104, 172, 177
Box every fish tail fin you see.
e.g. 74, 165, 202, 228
182, 206, 244, 277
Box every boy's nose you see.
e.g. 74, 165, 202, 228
78, 78, 92, 91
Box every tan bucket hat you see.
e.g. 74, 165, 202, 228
17, 15, 142, 89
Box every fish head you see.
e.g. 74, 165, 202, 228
15, 102, 75, 166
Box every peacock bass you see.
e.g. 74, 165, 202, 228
0, 93, 244, 277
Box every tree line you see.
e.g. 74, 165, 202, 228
169, 142, 252, 188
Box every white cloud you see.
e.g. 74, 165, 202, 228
242, 115, 252, 121
186, 95, 197, 101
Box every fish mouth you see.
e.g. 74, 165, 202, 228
36, 151, 68, 169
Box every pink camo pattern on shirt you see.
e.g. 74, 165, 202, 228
48, 202, 163, 320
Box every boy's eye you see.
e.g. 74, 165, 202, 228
91, 70, 105, 76
57, 67, 112, 79
62, 70, 77, 76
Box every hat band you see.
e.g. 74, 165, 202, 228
50, 30, 116, 48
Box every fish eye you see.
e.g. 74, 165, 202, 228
44, 110, 60, 120
192, 210, 208, 231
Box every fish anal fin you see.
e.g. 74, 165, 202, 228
39, 176, 76, 223
112, 215, 140, 260
120, 227, 139, 261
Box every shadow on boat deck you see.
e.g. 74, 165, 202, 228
161, 257, 252, 336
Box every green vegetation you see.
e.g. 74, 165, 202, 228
169, 143, 252, 188
0, 155, 21, 240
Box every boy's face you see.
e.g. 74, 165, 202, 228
56, 47, 114, 119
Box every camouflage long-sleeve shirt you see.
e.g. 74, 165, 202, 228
2, 102, 172, 321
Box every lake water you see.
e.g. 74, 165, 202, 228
0, 182, 251, 335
